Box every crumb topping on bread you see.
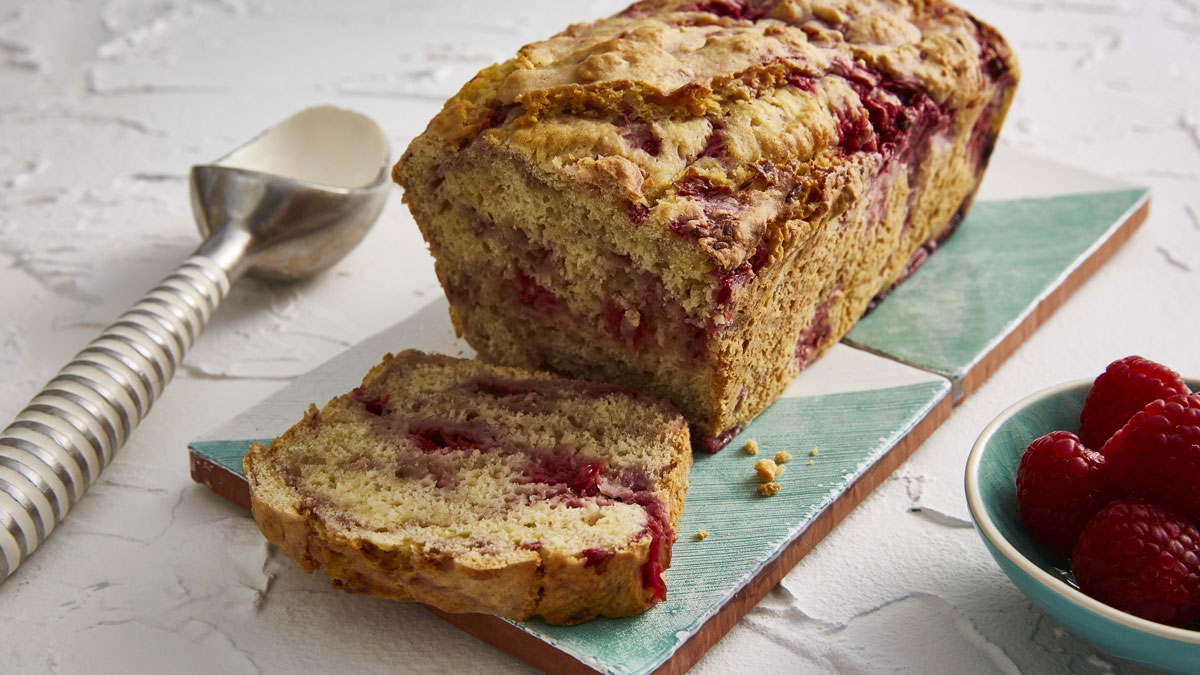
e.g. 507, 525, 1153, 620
401, 0, 1016, 272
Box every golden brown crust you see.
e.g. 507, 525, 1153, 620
397, 0, 1018, 271
244, 350, 692, 624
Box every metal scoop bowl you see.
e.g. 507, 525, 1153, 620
0, 106, 391, 579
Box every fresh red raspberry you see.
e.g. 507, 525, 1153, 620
1016, 430, 1122, 556
1072, 498, 1200, 627
1102, 393, 1200, 522
1079, 356, 1190, 450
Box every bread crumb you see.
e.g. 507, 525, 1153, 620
775, 451, 792, 464
809, 447, 819, 457
776, 464, 785, 475
697, 529, 709, 540
744, 439, 758, 455
757, 482, 781, 496
807, 460, 815, 466
754, 459, 778, 482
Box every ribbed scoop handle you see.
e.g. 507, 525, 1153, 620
0, 256, 230, 578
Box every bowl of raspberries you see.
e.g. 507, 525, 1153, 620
967, 355, 1200, 673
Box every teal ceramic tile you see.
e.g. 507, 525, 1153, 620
193, 439, 260, 476
191, 301, 949, 675
846, 187, 1148, 399
517, 379, 948, 674
191, 377, 947, 675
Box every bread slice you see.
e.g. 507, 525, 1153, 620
244, 350, 692, 624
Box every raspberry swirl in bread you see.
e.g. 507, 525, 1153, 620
245, 350, 691, 624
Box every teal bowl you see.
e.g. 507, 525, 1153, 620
966, 378, 1200, 673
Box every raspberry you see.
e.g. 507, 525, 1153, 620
1072, 498, 1200, 627
1079, 356, 1190, 450
1016, 431, 1122, 556
1102, 393, 1200, 522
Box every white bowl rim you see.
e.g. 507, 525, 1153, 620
965, 377, 1200, 645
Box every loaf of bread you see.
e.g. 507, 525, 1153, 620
244, 350, 692, 624
395, 0, 1018, 450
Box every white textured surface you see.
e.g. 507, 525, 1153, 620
0, 1, 1197, 673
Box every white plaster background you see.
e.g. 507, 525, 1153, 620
0, 0, 1197, 672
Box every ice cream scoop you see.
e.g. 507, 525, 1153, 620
0, 105, 391, 579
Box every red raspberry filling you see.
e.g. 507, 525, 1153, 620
642, 528, 668, 602
352, 387, 390, 416
677, 0, 769, 21
571, 461, 608, 496
834, 73, 947, 160
630, 492, 671, 603
408, 424, 486, 453
507, 268, 559, 311
669, 175, 743, 242
793, 300, 832, 369
697, 123, 726, 159
784, 72, 817, 91
698, 425, 742, 453
617, 110, 662, 156
581, 548, 614, 569
626, 201, 650, 224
